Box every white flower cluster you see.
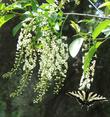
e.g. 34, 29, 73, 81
3, 4, 69, 103
33, 33, 68, 103
9, 20, 37, 97
79, 40, 96, 90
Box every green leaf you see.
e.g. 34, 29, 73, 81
84, 42, 102, 74
69, 38, 83, 58
46, 0, 54, 4
74, 0, 80, 5
30, 0, 38, 11
0, 3, 5, 10
102, 27, 110, 37
98, 2, 110, 9
59, 0, 70, 8
70, 20, 80, 33
78, 19, 95, 24
5, 3, 22, 11
93, 0, 98, 2
12, 22, 22, 37
24, 3, 31, 8
0, 14, 15, 28
40, 3, 49, 9
92, 20, 110, 40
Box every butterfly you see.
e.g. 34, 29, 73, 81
67, 90, 108, 109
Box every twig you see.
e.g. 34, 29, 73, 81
88, 0, 104, 17
60, 14, 69, 36
64, 12, 110, 19
88, 0, 100, 13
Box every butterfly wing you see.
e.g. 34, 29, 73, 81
67, 90, 108, 107
87, 92, 108, 106
67, 90, 86, 105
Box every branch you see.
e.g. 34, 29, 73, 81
88, 0, 100, 13
64, 12, 110, 19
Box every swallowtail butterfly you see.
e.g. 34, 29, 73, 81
67, 90, 108, 108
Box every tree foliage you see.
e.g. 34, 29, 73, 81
0, 0, 110, 106
1, 0, 69, 103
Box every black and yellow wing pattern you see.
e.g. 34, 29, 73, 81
67, 90, 108, 107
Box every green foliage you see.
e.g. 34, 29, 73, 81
1, 0, 68, 103
1, 0, 110, 105
0, 3, 5, 10
74, 0, 80, 5
0, 14, 15, 27
59, 0, 70, 8
69, 5, 110, 90
30, 0, 38, 11
46, 0, 54, 4
92, 20, 110, 40
12, 22, 22, 36
84, 41, 102, 74
98, 2, 110, 9
70, 20, 80, 33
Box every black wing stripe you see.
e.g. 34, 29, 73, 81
67, 91, 85, 101
88, 92, 107, 102
67, 90, 108, 107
